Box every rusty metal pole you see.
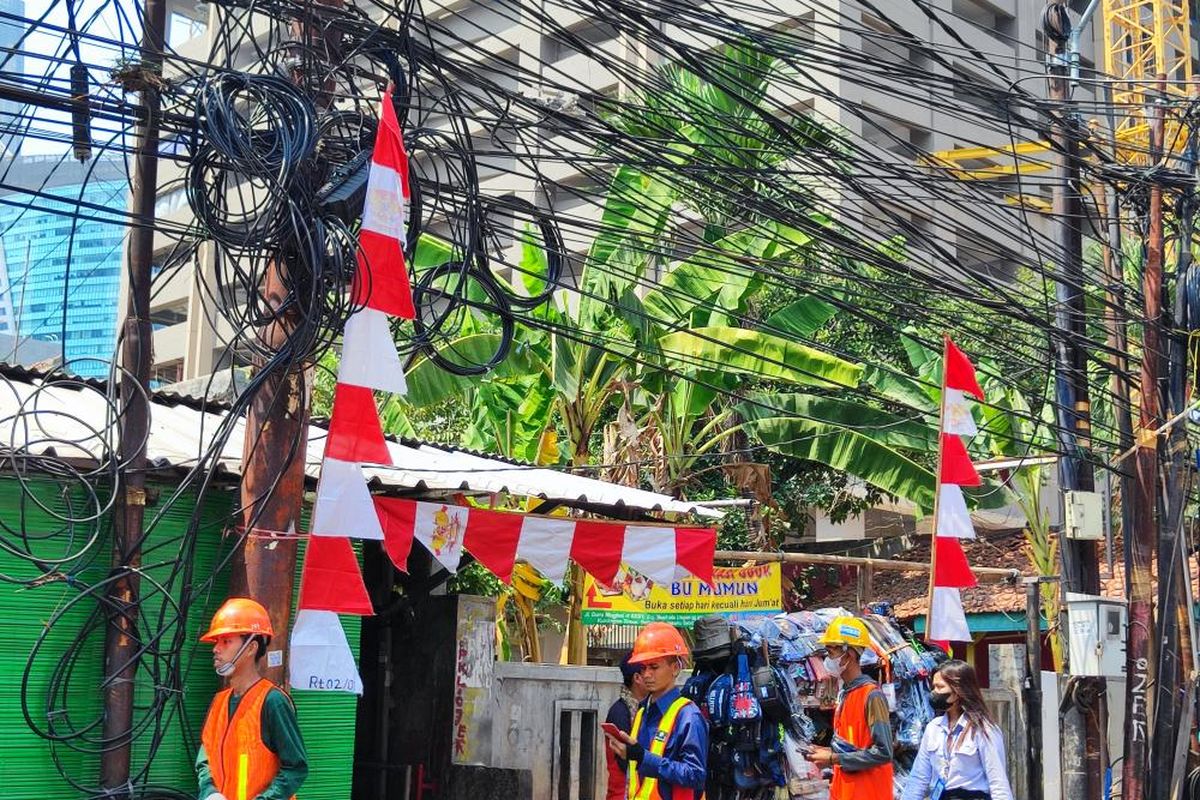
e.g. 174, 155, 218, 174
228, 0, 344, 686
98, 0, 165, 790
1121, 74, 1167, 800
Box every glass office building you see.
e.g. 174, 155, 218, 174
0, 168, 125, 378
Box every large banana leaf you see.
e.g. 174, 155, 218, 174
579, 166, 678, 328
745, 415, 937, 511
763, 296, 838, 339
403, 334, 547, 407
642, 221, 813, 328
658, 326, 862, 388
738, 393, 938, 452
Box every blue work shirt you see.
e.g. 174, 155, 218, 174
633, 688, 708, 799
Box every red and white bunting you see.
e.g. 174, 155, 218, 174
927, 336, 984, 644
516, 516, 577, 584
310, 458, 383, 540
933, 484, 974, 539
298, 535, 374, 615
289, 610, 363, 695
352, 86, 414, 319
371, 497, 717, 588
293, 85, 416, 693
338, 308, 407, 395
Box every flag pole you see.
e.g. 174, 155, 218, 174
924, 335, 950, 642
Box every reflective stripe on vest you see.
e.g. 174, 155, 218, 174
627, 696, 692, 800
830, 682, 893, 800
200, 679, 296, 800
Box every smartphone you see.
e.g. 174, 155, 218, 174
601, 722, 622, 738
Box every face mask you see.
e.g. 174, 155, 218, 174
930, 690, 953, 712
215, 636, 253, 677
823, 653, 846, 677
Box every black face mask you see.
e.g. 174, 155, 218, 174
930, 691, 953, 712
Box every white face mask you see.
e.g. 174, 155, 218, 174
823, 652, 846, 678
215, 636, 254, 677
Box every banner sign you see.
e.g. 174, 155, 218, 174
582, 563, 783, 625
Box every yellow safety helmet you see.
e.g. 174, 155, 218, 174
818, 616, 872, 650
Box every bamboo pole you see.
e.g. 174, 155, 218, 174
712, 550, 1022, 582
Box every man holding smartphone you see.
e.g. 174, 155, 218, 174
603, 623, 707, 800
605, 652, 649, 800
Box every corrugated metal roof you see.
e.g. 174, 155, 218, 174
0, 371, 719, 518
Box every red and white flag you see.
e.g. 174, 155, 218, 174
353, 85, 415, 320
292, 86, 417, 693
927, 336, 983, 644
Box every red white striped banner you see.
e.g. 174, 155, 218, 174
374, 497, 717, 588
927, 336, 984, 644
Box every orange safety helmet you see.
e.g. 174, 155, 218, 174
628, 621, 689, 664
200, 597, 274, 643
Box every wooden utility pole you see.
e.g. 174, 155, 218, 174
99, 0, 165, 789
1122, 73, 1167, 800
228, 0, 344, 686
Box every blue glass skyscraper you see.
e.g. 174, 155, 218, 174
0, 156, 126, 378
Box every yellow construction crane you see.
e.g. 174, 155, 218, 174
926, 0, 1192, 180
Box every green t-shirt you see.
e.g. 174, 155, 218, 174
196, 684, 308, 800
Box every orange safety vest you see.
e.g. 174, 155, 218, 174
627, 696, 700, 800
829, 681, 893, 800
200, 678, 296, 800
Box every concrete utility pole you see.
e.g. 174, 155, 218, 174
228, 0, 344, 686
99, 0, 165, 789
1121, 73, 1167, 800
1043, 5, 1104, 799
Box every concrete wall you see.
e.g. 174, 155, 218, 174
482, 662, 624, 800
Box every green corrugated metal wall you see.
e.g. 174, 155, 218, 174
0, 477, 362, 799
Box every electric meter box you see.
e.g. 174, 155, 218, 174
1064, 490, 1104, 540
1066, 592, 1126, 677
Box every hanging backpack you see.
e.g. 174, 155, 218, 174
730, 652, 761, 722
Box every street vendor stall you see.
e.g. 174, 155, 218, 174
677, 609, 945, 800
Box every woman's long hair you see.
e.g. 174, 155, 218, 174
935, 659, 997, 738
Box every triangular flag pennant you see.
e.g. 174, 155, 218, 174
569, 520, 624, 586
675, 527, 718, 585
943, 388, 977, 437
944, 337, 984, 399
463, 508, 523, 584
353, 87, 414, 319
935, 484, 975, 539
374, 496, 416, 572
289, 609, 364, 695
939, 434, 981, 486
325, 384, 392, 465
311, 458, 384, 540
338, 308, 408, 395
412, 501, 468, 573
515, 516, 577, 584
298, 535, 374, 615
928, 587, 971, 642
621, 526, 680, 587
933, 536, 977, 588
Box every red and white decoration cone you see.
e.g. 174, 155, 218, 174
926, 336, 984, 644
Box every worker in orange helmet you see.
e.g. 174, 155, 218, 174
195, 598, 308, 800
603, 621, 708, 800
